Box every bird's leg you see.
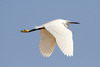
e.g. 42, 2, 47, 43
20, 27, 45, 33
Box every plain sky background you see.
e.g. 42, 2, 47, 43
0, 0, 100, 67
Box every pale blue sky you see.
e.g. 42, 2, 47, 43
0, 0, 100, 67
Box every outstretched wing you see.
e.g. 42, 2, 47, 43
40, 29, 56, 57
44, 23, 73, 56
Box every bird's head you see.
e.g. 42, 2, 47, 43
65, 20, 80, 24
55, 19, 80, 25
60, 19, 80, 28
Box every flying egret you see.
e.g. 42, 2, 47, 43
21, 19, 80, 57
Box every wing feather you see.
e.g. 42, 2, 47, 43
40, 29, 56, 57
44, 23, 73, 56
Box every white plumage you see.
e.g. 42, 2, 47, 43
40, 29, 56, 57
21, 19, 79, 57
44, 22, 73, 56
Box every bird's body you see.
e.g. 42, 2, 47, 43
21, 19, 79, 57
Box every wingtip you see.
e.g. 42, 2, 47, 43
40, 50, 51, 58
64, 53, 73, 57
41, 53, 51, 58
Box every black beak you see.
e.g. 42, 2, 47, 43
69, 22, 80, 24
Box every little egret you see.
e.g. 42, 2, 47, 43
21, 19, 80, 57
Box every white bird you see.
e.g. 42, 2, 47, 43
21, 19, 79, 57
